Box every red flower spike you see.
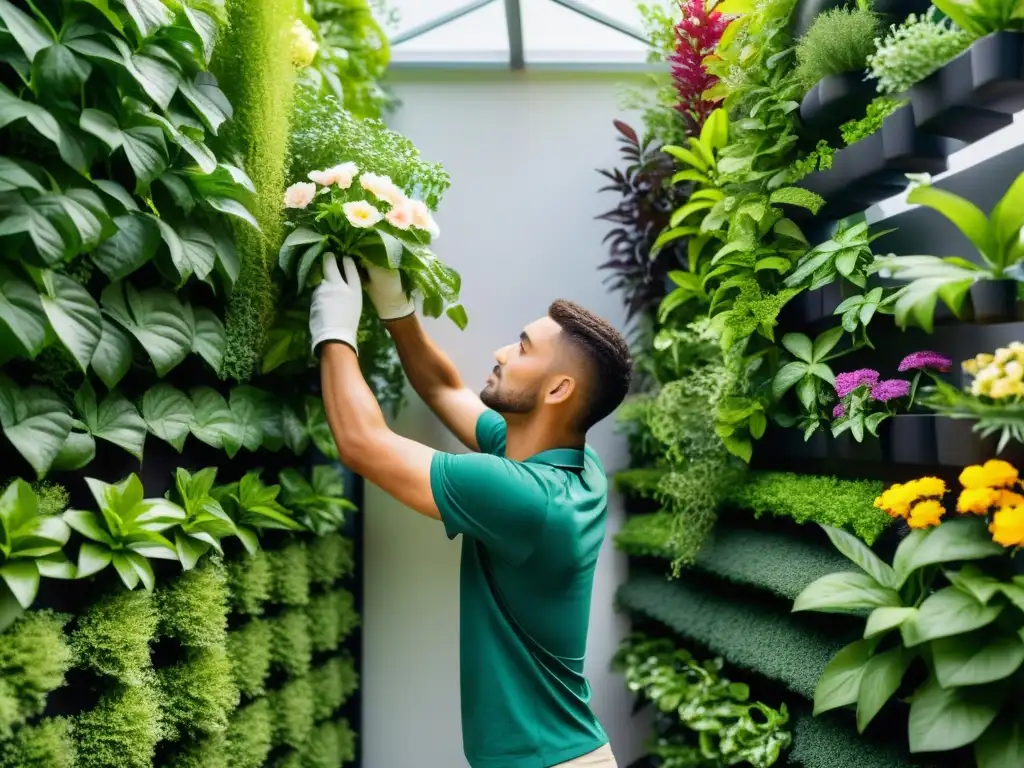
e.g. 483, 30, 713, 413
669, 0, 732, 135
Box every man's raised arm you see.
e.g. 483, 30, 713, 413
365, 265, 486, 451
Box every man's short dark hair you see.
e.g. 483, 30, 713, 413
548, 299, 633, 432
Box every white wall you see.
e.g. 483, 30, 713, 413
361, 70, 649, 767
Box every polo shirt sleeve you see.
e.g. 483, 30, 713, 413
474, 409, 507, 456
430, 451, 549, 565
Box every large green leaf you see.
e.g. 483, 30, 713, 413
793, 571, 901, 613
190, 387, 243, 457
907, 184, 995, 267
281, 402, 308, 455
0, 84, 87, 173
0, 263, 47, 359
894, 517, 1005, 586
864, 606, 917, 639
74, 381, 146, 458
120, 0, 173, 38
0, 196, 72, 264
101, 281, 194, 376
909, 677, 1002, 753
122, 126, 168, 192
857, 646, 913, 732
178, 224, 218, 281
105, 33, 180, 109
0, 560, 39, 609
191, 306, 224, 371
206, 197, 259, 230
91, 213, 160, 280
32, 43, 92, 97
181, 3, 216, 61
976, 714, 1024, 768
0, 157, 44, 193
0, 0, 52, 61
932, 632, 1024, 688
813, 639, 871, 715
822, 524, 898, 588
90, 318, 133, 389
908, 587, 1005, 647
228, 387, 263, 452
0, 375, 72, 478
52, 421, 96, 471
142, 383, 192, 451
178, 72, 231, 134
38, 270, 102, 372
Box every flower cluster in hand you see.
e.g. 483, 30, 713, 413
669, 0, 731, 135
963, 343, 1024, 400
874, 476, 947, 529
284, 162, 440, 238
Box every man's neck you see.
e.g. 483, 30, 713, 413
502, 414, 584, 463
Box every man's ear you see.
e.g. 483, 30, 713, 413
545, 375, 576, 405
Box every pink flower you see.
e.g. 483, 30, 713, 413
833, 403, 846, 419
385, 203, 414, 230
871, 379, 911, 402
283, 182, 316, 209
409, 199, 441, 239
308, 162, 358, 189
835, 369, 880, 398
898, 351, 952, 373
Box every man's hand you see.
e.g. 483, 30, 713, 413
310, 253, 363, 355
365, 264, 415, 321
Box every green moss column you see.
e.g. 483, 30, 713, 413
213, 0, 297, 381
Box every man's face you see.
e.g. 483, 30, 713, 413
480, 316, 566, 415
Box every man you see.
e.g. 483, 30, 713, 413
309, 253, 633, 768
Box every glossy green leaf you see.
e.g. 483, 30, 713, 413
32, 43, 91, 97
908, 677, 1001, 753
857, 645, 912, 733
141, 383, 192, 451
90, 317, 133, 389
793, 570, 901, 613
74, 381, 146, 458
933, 632, 1024, 688
813, 639, 871, 715
190, 386, 243, 457
864, 606, 916, 639
228, 387, 264, 452
894, 517, 1005, 586
101, 281, 194, 376
178, 72, 231, 134
0, 561, 39, 609
0, 375, 72, 478
823, 524, 898, 588
907, 587, 1004, 646
975, 714, 1024, 768
0, 84, 87, 173
38, 270, 102, 371
0, 0, 51, 61
191, 306, 224, 371
91, 212, 160, 280
0, 263, 47, 359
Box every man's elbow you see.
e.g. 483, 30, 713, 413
331, 429, 378, 475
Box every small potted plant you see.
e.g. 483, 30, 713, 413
875, 171, 1024, 331
881, 350, 953, 463
829, 368, 911, 461
923, 343, 1024, 466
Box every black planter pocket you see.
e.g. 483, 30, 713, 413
881, 414, 938, 465
911, 32, 1024, 143
935, 416, 1024, 466
800, 105, 953, 221
829, 432, 883, 462
967, 279, 1020, 324
800, 73, 878, 137
779, 290, 823, 328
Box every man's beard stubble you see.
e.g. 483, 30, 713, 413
480, 369, 536, 415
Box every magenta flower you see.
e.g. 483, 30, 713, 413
871, 379, 911, 402
832, 403, 846, 419
898, 351, 952, 373
835, 369, 880, 398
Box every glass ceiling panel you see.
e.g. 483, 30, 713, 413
522, 0, 648, 63
390, 1, 510, 63
570, 0, 646, 30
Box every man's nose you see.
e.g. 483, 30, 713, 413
494, 345, 510, 365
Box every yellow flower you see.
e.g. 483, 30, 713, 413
963, 353, 994, 376
989, 505, 1024, 548
290, 20, 318, 68
903, 477, 946, 498
994, 346, 1014, 365
1004, 360, 1024, 381
957, 487, 1001, 514
875, 477, 946, 519
989, 378, 1021, 399
960, 460, 1019, 490
908, 499, 945, 529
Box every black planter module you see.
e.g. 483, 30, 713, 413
800, 105, 953, 221
967, 279, 1021, 324
829, 431, 883, 462
790, 0, 930, 38
800, 73, 878, 137
881, 414, 938, 465
911, 32, 1024, 143
935, 416, 1024, 466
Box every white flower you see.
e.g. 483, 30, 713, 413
360, 172, 406, 207
284, 182, 316, 209
291, 20, 318, 68
309, 162, 358, 189
409, 200, 440, 239
344, 201, 383, 228
385, 203, 414, 230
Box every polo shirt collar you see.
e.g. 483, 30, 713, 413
525, 447, 585, 471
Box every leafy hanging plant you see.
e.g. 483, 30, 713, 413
279, 465, 355, 536
212, 470, 302, 554
166, 467, 237, 570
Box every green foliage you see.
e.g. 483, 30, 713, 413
727, 472, 890, 544
789, 710, 918, 768
302, 719, 357, 768
279, 466, 355, 536
0, 610, 71, 738
838, 97, 906, 146
33, 482, 68, 515
71, 589, 157, 683
159, 647, 240, 739
307, 532, 355, 586
867, 9, 974, 95
214, 471, 303, 555
226, 618, 273, 698
0, 717, 74, 768
310, 656, 359, 722
307, 589, 359, 653
288, 86, 450, 209
157, 556, 229, 649
226, 550, 272, 616
226, 698, 274, 768
271, 609, 313, 678
74, 680, 164, 768
273, 676, 316, 749
213, 0, 297, 380
268, 541, 312, 606
615, 633, 792, 768
166, 733, 229, 768
794, 8, 882, 89
618, 568, 847, 700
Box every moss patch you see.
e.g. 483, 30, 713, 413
157, 557, 229, 649
0, 611, 72, 737
74, 680, 164, 768
226, 698, 274, 768
227, 618, 273, 698
307, 533, 355, 587
71, 589, 157, 684
0, 718, 75, 768
227, 550, 272, 616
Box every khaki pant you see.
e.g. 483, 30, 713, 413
551, 744, 617, 767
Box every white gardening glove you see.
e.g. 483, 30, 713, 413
309, 253, 362, 355
364, 264, 415, 321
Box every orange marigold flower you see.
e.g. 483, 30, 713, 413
960, 460, 1019, 490
903, 476, 947, 498
957, 487, 1001, 515
908, 499, 945, 529
989, 505, 1024, 548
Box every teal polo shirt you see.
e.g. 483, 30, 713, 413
429, 409, 609, 768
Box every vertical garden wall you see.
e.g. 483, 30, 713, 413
605, 1, 1024, 767
0, 1, 399, 766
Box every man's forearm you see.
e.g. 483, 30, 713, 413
320, 342, 388, 465
385, 314, 465, 400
